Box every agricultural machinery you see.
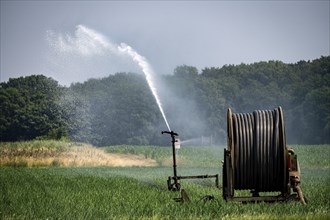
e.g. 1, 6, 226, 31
162, 106, 306, 204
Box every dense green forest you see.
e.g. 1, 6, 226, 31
1, 56, 329, 145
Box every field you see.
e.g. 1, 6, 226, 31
0, 141, 329, 219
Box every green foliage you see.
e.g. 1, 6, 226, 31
0, 75, 68, 141
35, 127, 70, 141
198, 57, 330, 144
0, 57, 329, 145
68, 73, 161, 146
174, 65, 199, 78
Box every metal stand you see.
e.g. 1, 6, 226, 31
162, 130, 219, 191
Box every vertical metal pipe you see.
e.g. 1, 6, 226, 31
162, 130, 179, 190
171, 132, 179, 190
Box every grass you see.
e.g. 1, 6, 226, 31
0, 142, 329, 219
0, 140, 70, 167
104, 145, 222, 168
0, 141, 157, 167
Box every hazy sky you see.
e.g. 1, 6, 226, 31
1, 1, 329, 86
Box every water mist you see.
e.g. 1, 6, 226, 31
47, 24, 171, 131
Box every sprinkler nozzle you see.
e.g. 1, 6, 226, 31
161, 131, 178, 136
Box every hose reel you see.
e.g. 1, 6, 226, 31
223, 107, 306, 204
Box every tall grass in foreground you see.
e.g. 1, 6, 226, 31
1, 165, 329, 219
0, 143, 329, 219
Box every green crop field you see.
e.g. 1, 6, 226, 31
0, 142, 329, 219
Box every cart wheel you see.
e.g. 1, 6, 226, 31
172, 183, 181, 191
286, 194, 306, 203
167, 178, 172, 191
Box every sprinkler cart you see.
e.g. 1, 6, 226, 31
162, 107, 306, 205
223, 107, 306, 204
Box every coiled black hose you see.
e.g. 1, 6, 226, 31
230, 107, 287, 192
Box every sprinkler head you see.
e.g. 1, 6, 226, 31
161, 131, 178, 136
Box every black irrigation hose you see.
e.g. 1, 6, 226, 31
231, 107, 286, 192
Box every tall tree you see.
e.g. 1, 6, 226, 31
0, 75, 66, 141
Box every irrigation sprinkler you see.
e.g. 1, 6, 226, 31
161, 130, 219, 191
223, 107, 306, 204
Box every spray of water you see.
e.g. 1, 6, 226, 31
47, 24, 171, 131
180, 137, 202, 145
117, 43, 171, 131
47, 24, 116, 56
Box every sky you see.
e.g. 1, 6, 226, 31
1, 0, 329, 86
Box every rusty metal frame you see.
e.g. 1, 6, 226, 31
167, 174, 219, 191
162, 130, 219, 191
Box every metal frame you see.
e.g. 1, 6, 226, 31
167, 174, 219, 191
162, 130, 219, 191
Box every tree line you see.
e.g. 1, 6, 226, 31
1, 56, 329, 145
